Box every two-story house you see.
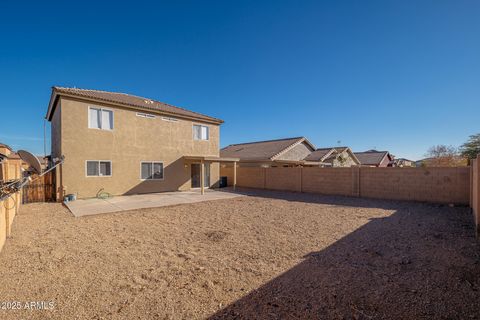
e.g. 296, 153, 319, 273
46, 87, 236, 200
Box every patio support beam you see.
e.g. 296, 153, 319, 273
233, 161, 237, 190
200, 160, 205, 195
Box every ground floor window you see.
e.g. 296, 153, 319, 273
86, 161, 112, 177
141, 162, 164, 180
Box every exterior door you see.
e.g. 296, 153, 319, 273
191, 163, 210, 188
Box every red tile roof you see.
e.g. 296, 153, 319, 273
354, 150, 392, 166
46, 87, 223, 124
221, 137, 314, 161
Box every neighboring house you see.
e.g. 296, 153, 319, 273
220, 137, 317, 167
303, 147, 360, 167
0, 143, 22, 181
394, 158, 415, 167
354, 150, 394, 167
0, 143, 11, 164
46, 87, 237, 200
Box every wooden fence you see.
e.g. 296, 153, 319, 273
22, 171, 56, 204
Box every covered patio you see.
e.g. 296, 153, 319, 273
183, 155, 240, 194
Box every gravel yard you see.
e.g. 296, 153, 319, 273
0, 189, 478, 319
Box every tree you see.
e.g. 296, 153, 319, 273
423, 145, 466, 167
459, 133, 480, 160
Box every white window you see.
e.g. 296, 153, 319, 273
86, 161, 112, 177
193, 125, 209, 140
88, 107, 113, 130
141, 162, 164, 180
136, 112, 156, 119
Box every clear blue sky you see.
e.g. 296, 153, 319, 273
1, 0, 479, 160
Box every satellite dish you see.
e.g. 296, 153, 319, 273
17, 150, 42, 175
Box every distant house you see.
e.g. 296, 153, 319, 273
394, 158, 415, 167
304, 147, 360, 167
220, 137, 317, 167
354, 150, 394, 167
0, 143, 11, 163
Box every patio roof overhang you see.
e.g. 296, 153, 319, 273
183, 156, 240, 162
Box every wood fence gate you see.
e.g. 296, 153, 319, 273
21, 171, 56, 204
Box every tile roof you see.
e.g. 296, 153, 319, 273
221, 137, 310, 161
354, 150, 391, 166
304, 147, 350, 162
47, 87, 223, 123
304, 148, 335, 161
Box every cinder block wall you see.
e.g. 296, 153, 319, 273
360, 167, 470, 204
302, 167, 357, 196
221, 165, 472, 206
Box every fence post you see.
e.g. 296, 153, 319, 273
475, 155, 480, 238
300, 167, 303, 193
352, 166, 361, 197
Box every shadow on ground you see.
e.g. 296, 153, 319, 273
210, 188, 480, 319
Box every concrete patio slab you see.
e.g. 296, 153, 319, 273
64, 189, 243, 217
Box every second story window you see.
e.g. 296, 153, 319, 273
193, 125, 209, 141
89, 107, 113, 130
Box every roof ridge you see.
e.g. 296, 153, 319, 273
355, 150, 388, 154
51, 86, 222, 123
226, 136, 305, 147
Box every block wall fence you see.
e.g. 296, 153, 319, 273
222, 161, 479, 236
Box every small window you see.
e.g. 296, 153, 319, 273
161, 116, 178, 122
193, 125, 209, 140
141, 162, 164, 180
86, 161, 112, 177
89, 107, 113, 130
136, 112, 156, 119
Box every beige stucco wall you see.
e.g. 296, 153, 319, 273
0, 157, 22, 252
276, 142, 313, 161
330, 150, 359, 167
52, 97, 221, 199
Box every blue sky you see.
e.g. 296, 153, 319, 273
0, 0, 479, 160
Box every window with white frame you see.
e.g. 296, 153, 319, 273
89, 107, 114, 130
193, 125, 209, 140
141, 162, 164, 180
86, 161, 112, 176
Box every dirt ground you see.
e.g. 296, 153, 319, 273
0, 189, 478, 320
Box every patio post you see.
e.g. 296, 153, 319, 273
233, 161, 237, 190
200, 160, 205, 195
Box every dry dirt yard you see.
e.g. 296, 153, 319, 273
0, 189, 478, 320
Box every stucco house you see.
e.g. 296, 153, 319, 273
304, 147, 360, 167
220, 137, 319, 167
394, 158, 415, 167
46, 87, 238, 200
354, 150, 394, 167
